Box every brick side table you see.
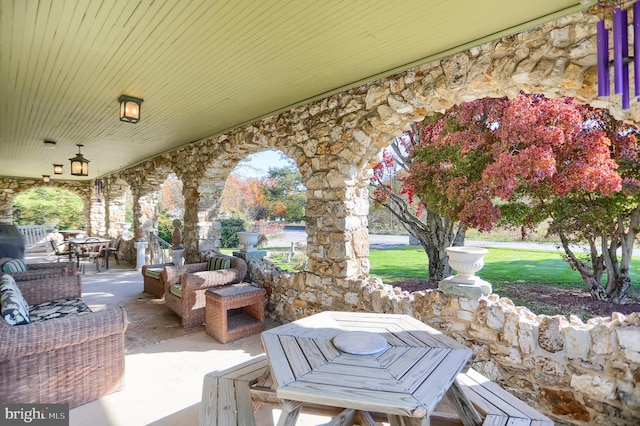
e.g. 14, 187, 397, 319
205, 283, 266, 344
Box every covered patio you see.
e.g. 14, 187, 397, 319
3, 1, 640, 424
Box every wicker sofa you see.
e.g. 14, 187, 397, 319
0, 274, 128, 408
161, 254, 247, 328
0, 257, 77, 281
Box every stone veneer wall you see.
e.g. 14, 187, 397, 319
248, 259, 640, 426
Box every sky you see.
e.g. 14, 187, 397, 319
233, 150, 294, 178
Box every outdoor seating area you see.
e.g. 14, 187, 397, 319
15, 256, 546, 426
0, 273, 127, 408
160, 254, 249, 328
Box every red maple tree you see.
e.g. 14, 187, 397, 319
405, 93, 640, 302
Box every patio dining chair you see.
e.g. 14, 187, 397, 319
102, 235, 123, 267
75, 238, 109, 273
49, 239, 73, 262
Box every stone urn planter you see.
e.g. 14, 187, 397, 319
445, 246, 488, 281
237, 231, 259, 252
439, 246, 492, 298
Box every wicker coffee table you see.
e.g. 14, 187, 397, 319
205, 283, 266, 343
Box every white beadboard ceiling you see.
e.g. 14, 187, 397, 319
0, 0, 593, 180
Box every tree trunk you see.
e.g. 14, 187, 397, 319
370, 184, 463, 281
557, 232, 609, 301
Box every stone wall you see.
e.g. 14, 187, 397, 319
247, 259, 640, 426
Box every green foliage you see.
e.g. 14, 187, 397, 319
284, 193, 306, 221
220, 218, 245, 248
264, 166, 306, 220
13, 187, 83, 229
157, 213, 173, 242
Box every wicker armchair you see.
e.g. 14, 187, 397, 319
0, 258, 77, 282
162, 254, 247, 328
0, 275, 128, 408
141, 262, 173, 298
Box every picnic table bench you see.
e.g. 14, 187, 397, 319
200, 354, 554, 426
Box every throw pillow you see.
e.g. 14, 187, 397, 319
1, 259, 28, 273
207, 256, 231, 271
0, 275, 30, 325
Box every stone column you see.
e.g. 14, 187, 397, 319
88, 181, 106, 236
305, 161, 370, 285
181, 177, 224, 263
104, 177, 128, 238
0, 178, 15, 222
180, 179, 200, 263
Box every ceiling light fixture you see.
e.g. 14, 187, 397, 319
69, 144, 90, 176
42, 175, 50, 183
53, 164, 63, 175
118, 95, 143, 123
595, 0, 640, 110
43, 140, 57, 149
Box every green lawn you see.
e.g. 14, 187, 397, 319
227, 244, 640, 300
368, 245, 640, 298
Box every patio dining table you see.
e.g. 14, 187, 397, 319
261, 311, 473, 426
68, 237, 112, 272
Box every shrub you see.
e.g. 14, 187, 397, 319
220, 218, 245, 248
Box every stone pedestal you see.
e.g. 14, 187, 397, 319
171, 248, 184, 266
439, 246, 492, 298
134, 240, 148, 271
438, 276, 492, 298
233, 250, 266, 261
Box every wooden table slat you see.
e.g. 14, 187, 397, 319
261, 333, 296, 387
376, 346, 412, 366
313, 337, 342, 360
278, 381, 423, 417
296, 336, 328, 369
314, 361, 394, 380
379, 331, 413, 346
278, 335, 312, 378
388, 329, 436, 347
328, 353, 387, 368
413, 350, 473, 413
399, 348, 451, 391
294, 370, 407, 392
384, 347, 433, 378
397, 316, 468, 349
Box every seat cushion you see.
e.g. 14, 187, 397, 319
2, 259, 28, 273
169, 283, 182, 298
0, 274, 30, 325
29, 298, 92, 323
144, 267, 163, 280
207, 256, 230, 271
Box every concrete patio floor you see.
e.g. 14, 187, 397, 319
21, 255, 336, 426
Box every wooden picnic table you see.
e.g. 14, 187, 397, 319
261, 311, 474, 426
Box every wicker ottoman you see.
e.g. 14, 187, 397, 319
205, 283, 266, 344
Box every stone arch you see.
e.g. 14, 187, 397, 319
114, 158, 177, 240
103, 176, 131, 238
0, 177, 92, 226
99, 10, 624, 280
